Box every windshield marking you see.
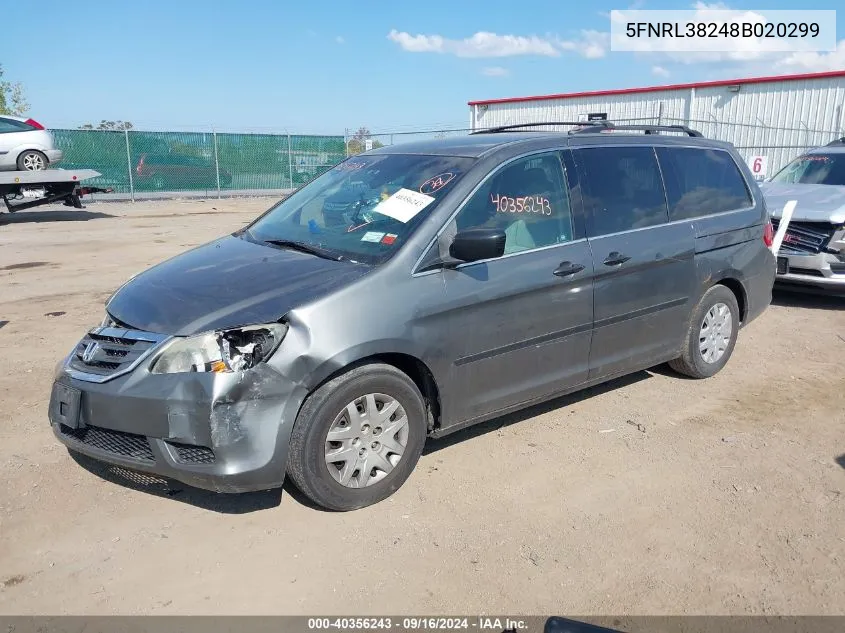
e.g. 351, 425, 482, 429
372, 188, 435, 223
420, 172, 456, 194
361, 231, 385, 242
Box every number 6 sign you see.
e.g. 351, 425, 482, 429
748, 155, 768, 180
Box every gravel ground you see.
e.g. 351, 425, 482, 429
1, 199, 843, 615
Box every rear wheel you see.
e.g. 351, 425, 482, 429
287, 363, 427, 511
669, 284, 740, 379
17, 150, 48, 171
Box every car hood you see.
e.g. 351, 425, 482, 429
759, 181, 845, 224
106, 235, 372, 336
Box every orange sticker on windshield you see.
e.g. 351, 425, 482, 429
419, 172, 455, 195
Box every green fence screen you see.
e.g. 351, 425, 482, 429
52, 129, 347, 196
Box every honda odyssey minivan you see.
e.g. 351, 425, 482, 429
49, 123, 776, 511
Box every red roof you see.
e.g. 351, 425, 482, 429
468, 69, 845, 106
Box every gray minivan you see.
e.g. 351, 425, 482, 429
49, 123, 776, 511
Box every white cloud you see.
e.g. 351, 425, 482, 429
387, 30, 559, 58
335, 36, 345, 44
651, 65, 671, 77
387, 29, 608, 59
557, 30, 610, 59
778, 40, 845, 72
481, 66, 510, 77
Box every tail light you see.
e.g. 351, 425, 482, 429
25, 118, 45, 130
763, 219, 774, 247
136, 155, 145, 175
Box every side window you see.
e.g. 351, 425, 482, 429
453, 152, 573, 255
575, 146, 669, 237
656, 147, 753, 220
0, 119, 29, 134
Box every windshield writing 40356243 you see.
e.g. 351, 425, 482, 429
491, 193, 552, 216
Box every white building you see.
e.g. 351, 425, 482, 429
468, 70, 845, 178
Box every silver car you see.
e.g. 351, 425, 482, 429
0, 115, 63, 171
760, 139, 845, 293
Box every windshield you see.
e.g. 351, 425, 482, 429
770, 153, 845, 186
242, 153, 475, 264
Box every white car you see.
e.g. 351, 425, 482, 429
759, 139, 845, 293
0, 115, 63, 171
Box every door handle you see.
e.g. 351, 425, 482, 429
603, 251, 631, 266
553, 261, 585, 277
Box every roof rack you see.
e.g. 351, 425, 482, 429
471, 121, 704, 137
608, 124, 703, 137
471, 121, 612, 134
825, 137, 845, 146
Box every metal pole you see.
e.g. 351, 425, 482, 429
124, 128, 135, 202
287, 132, 293, 190
213, 130, 221, 199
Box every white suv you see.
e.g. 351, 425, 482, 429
0, 115, 63, 171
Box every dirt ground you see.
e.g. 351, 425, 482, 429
0, 198, 843, 616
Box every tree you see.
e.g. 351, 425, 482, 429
0, 64, 29, 116
347, 126, 384, 155
79, 120, 134, 131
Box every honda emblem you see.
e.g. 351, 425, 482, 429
81, 341, 100, 363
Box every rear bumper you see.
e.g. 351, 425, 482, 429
742, 250, 777, 326
45, 149, 63, 165
49, 358, 307, 493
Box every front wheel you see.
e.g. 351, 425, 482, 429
287, 363, 427, 511
669, 284, 740, 379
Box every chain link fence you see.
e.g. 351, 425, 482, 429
50, 117, 843, 200
53, 129, 346, 199
367, 118, 843, 181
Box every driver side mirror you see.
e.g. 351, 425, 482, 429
448, 228, 506, 264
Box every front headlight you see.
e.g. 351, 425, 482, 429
150, 323, 287, 374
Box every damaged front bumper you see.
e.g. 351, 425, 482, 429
48, 336, 308, 493
774, 224, 845, 292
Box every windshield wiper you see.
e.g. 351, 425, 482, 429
262, 239, 345, 261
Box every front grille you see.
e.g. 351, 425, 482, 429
68, 327, 165, 379
169, 443, 216, 465
60, 424, 155, 463
771, 219, 837, 255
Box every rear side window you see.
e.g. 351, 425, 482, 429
0, 118, 33, 133
656, 147, 752, 220
575, 146, 669, 236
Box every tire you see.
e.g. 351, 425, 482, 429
287, 363, 427, 511
17, 150, 48, 171
152, 174, 166, 190
669, 284, 740, 379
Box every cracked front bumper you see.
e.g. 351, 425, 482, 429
48, 356, 308, 493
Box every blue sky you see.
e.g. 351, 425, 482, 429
2, 0, 843, 134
